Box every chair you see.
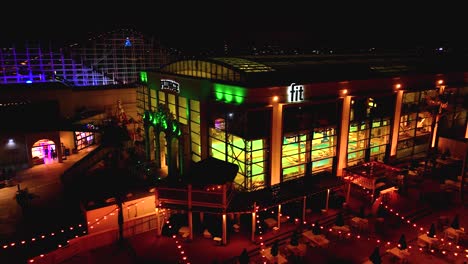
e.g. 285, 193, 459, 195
203, 229, 212, 238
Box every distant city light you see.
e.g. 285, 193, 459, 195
26, 80, 33, 84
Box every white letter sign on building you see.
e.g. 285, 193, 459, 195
288, 83, 304, 103
161, 79, 180, 93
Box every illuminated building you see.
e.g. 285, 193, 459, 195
140, 54, 468, 188
0, 30, 170, 170
138, 54, 468, 243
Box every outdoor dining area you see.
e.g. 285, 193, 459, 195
343, 161, 403, 202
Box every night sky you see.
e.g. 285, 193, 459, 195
0, 5, 465, 54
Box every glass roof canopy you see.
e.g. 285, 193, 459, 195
160, 57, 274, 83
212, 57, 275, 73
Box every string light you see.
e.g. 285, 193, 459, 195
21, 199, 148, 262
380, 202, 467, 259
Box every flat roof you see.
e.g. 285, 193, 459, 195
160, 53, 468, 87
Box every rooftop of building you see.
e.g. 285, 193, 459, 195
160, 52, 468, 87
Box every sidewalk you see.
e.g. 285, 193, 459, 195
0, 146, 97, 263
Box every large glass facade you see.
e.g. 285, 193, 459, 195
281, 128, 337, 181
438, 86, 468, 137
136, 85, 148, 117
178, 97, 188, 125
282, 134, 307, 181
190, 100, 201, 162
397, 90, 434, 160
209, 125, 267, 191
311, 128, 336, 173
348, 97, 392, 165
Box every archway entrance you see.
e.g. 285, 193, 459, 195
31, 139, 58, 165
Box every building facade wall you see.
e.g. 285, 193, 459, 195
140, 69, 468, 192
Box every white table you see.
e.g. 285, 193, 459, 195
350, 217, 369, 232
264, 218, 278, 228
263, 247, 288, 264
387, 247, 410, 262
331, 225, 350, 238
444, 227, 465, 243
178, 226, 190, 236
302, 231, 330, 247
285, 243, 307, 256
417, 234, 438, 249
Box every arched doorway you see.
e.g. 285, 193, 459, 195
31, 139, 58, 165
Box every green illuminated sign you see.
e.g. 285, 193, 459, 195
214, 83, 246, 104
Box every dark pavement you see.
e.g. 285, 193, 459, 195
1, 148, 467, 264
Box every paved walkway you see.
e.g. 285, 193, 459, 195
1, 147, 467, 264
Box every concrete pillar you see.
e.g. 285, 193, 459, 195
325, 189, 330, 211
346, 182, 351, 203
390, 90, 404, 156
277, 204, 282, 230
251, 202, 256, 242
337, 96, 352, 176
188, 184, 193, 240
222, 213, 227, 245
200, 212, 204, 224
302, 196, 307, 222
270, 103, 283, 185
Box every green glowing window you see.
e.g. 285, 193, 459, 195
140, 71, 147, 82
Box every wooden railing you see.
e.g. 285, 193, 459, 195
157, 185, 233, 208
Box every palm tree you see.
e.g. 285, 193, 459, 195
312, 220, 321, 235
398, 234, 407, 250
143, 104, 182, 177
14, 184, 37, 213
270, 239, 279, 257
359, 205, 366, 218
369, 246, 381, 264
335, 212, 345, 227
428, 223, 436, 238
238, 248, 249, 264
290, 230, 299, 246
451, 214, 460, 229
376, 204, 386, 219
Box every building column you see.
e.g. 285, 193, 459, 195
270, 103, 283, 185
155, 189, 162, 236
222, 213, 227, 245
277, 204, 282, 230
346, 181, 352, 204
337, 96, 352, 176
390, 90, 404, 157
251, 202, 256, 242
302, 196, 307, 222
325, 189, 330, 212
188, 184, 193, 240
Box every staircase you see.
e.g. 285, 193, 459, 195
61, 145, 114, 188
